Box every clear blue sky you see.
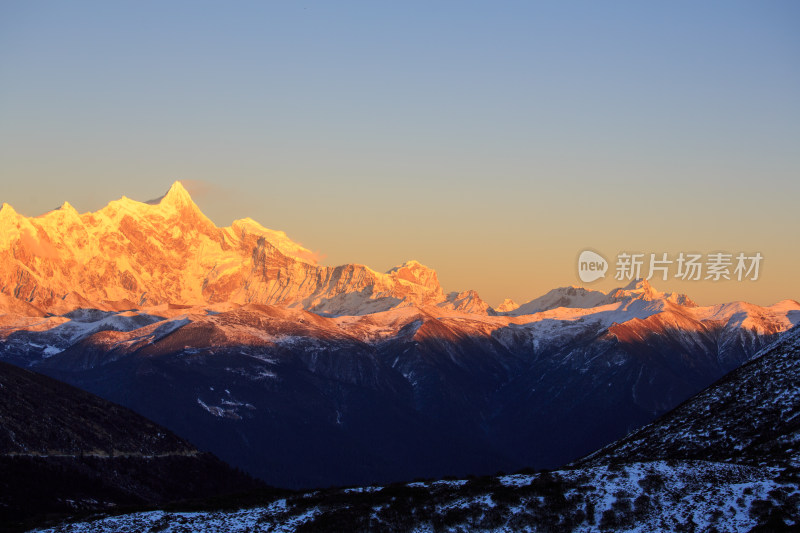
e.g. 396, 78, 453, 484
1, 1, 798, 305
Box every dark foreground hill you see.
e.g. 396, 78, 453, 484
0, 361, 263, 532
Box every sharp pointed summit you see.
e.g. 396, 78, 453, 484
494, 298, 520, 313
146, 180, 197, 212
0, 202, 18, 218
162, 180, 193, 205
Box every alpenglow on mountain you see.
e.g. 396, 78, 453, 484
0, 181, 490, 316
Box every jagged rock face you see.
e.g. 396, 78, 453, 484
0, 183, 455, 315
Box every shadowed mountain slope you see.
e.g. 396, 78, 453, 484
576, 323, 800, 469
30, 327, 800, 531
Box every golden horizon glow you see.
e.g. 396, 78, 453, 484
1, 4, 797, 308
0, 181, 796, 309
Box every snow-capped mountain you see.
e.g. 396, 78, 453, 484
608, 278, 697, 307
504, 286, 615, 315
0, 182, 473, 315
493, 298, 520, 313
500, 279, 696, 317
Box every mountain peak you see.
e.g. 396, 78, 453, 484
440, 289, 490, 314
0, 202, 17, 218
59, 201, 78, 214
159, 181, 195, 208
610, 278, 696, 307
395, 259, 424, 269
387, 260, 441, 292
495, 298, 520, 313
510, 285, 614, 315
387, 260, 431, 274
622, 278, 652, 291
612, 278, 662, 300
142, 180, 195, 209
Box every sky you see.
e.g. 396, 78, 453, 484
1, 1, 798, 307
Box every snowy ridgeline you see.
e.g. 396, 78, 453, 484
32, 461, 799, 533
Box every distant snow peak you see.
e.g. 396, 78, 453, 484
623, 277, 650, 291
386, 260, 440, 290
610, 278, 660, 300
510, 285, 614, 315
494, 298, 519, 313
507, 278, 699, 317
439, 290, 489, 314
609, 278, 696, 307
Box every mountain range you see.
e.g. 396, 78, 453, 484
0, 182, 484, 315
1, 182, 798, 491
